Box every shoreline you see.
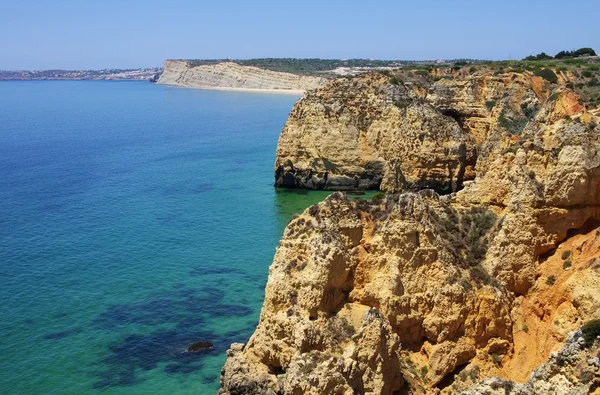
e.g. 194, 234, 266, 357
158, 82, 305, 95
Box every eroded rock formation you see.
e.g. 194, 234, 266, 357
274, 74, 476, 192
221, 68, 600, 394
273, 68, 596, 194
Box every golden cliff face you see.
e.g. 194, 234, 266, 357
221, 68, 600, 394
274, 68, 596, 194
220, 194, 600, 394
275, 74, 475, 193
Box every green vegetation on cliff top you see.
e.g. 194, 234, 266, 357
176, 58, 486, 76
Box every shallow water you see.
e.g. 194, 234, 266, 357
0, 81, 364, 394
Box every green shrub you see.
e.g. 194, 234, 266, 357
420, 365, 428, 378
501, 146, 518, 155
389, 76, 402, 85
573, 47, 597, 57
581, 319, 600, 347
556, 48, 596, 59
563, 259, 572, 270
485, 100, 497, 110
587, 77, 599, 87
498, 112, 510, 128
555, 50, 572, 59
490, 353, 502, 364
561, 250, 572, 260
371, 191, 386, 201
582, 70, 593, 78
394, 100, 411, 109
533, 67, 558, 83
469, 66, 477, 73
521, 102, 537, 118
546, 275, 556, 286
548, 92, 560, 102
524, 52, 553, 61
522, 323, 529, 333
498, 110, 528, 135
564, 58, 586, 65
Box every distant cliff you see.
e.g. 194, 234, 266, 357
0, 68, 161, 81
156, 60, 328, 92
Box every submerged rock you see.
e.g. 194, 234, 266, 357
187, 341, 213, 352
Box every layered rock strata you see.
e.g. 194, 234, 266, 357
157, 60, 327, 92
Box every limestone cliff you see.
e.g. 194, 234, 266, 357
274, 75, 475, 192
156, 60, 327, 92
220, 67, 600, 394
274, 67, 596, 192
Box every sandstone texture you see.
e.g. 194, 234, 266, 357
465, 330, 600, 395
157, 60, 327, 92
274, 75, 474, 192
221, 67, 600, 394
274, 68, 597, 193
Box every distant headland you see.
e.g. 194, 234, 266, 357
0, 68, 162, 81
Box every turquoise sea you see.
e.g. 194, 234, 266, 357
0, 81, 348, 394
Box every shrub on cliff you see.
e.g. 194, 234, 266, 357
388, 76, 402, 85
433, 206, 498, 272
555, 48, 596, 59
555, 50, 572, 59
533, 67, 558, 83
485, 100, 497, 110
573, 47, 597, 57
581, 319, 600, 347
371, 191, 386, 201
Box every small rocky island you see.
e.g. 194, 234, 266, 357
219, 57, 600, 394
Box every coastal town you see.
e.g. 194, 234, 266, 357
0, 67, 162, 81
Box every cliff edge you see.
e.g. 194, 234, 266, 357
274, 65, 599, 192
156, 60, 328, 93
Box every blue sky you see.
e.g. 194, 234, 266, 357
1, 0, 599, 70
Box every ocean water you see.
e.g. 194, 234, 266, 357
0, 81, 350, 394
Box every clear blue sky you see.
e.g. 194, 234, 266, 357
1, 0, 599, 70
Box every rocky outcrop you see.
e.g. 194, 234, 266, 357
220, 191, 600, 394
156, 60, 327, 92
274, 74, 476, 192
221, 67, 600, 394
273, 69, 594, 192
